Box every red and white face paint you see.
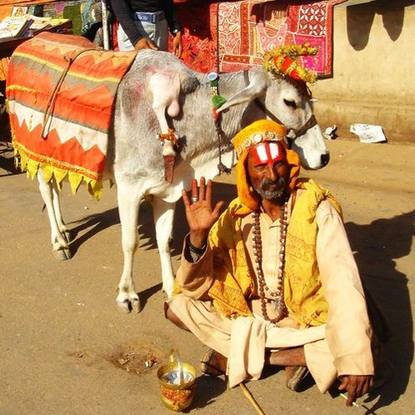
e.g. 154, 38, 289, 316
248, 141, 286, 167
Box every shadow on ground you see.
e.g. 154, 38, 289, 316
0, 141, 20, 176
67, 181, 236, 256
345, 210, 414, 413
190, 375, 227, 411
68, 207, 120, 256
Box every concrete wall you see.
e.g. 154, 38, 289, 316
311, 1, 415, 142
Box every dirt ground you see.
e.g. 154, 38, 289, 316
0, 138, 414, 415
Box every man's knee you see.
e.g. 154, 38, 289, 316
164, 302, 189, 331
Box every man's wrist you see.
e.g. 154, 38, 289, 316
185, 235, 206, 263
188, 239, 206, 254
189, 231, 208, 249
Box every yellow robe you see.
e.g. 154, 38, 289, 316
207, 178, 342, 327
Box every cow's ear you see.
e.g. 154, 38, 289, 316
216, 70, 269, 113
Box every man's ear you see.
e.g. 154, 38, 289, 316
216, 70, 269, 113
244, 157, 253, 186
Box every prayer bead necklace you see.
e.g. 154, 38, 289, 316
251, 201, 288, 324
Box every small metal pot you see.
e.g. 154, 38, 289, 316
157, 361, 196, 412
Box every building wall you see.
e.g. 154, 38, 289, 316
311, 1, 415, 142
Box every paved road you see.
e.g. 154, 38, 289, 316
0, 139, 413, 415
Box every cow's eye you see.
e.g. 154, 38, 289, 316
284, 99, 297, 109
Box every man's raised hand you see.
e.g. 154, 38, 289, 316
182, 178, 224, 248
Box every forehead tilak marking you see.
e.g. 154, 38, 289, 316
236, 130, 282, 158
255, 143, 268, 162
269, 142, 279, 159
251, 141, 281, 165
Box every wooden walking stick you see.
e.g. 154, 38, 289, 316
239, 383, 266, 415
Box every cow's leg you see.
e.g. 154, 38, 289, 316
37, 171, 71, 260
51, 182, 71, 243
116, 182, 143, 313
152, 197, 176, 299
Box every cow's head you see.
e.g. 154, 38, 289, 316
217, 69, 329, 170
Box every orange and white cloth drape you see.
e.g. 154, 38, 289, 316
6, 32, 136, 198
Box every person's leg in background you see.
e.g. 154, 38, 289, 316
117, 22, 134, 51
117, 16, 168, 52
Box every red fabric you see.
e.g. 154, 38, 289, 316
9, 115, 106, 179
218, 0, 343, 75
7, 32, 136, 182
171, 0, 347, 76
169, 1, 218, 73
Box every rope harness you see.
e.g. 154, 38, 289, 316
209, 72, 232, 175
41, 48, 97, 139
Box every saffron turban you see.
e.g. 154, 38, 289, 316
231, 119, 301, 212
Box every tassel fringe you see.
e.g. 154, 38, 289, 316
13, 140, 103, 200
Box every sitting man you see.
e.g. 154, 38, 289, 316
165, 119, 374, 406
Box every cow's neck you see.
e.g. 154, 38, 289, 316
179, 70, 261, 169
167, 69, 269, 182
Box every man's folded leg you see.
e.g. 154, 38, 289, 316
166, 294, 232, 358
166, 294, 338, 392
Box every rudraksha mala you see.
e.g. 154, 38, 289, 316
251, 201, 288, 323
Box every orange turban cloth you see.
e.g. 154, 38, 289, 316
232, 119, 301, 213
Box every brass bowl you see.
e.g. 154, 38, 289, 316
157, 362, 196, 412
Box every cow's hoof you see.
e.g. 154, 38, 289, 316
116, 294, 142, 313
131, 297, 142, 313
53, 247, 72, 260
116, 300, 131, 313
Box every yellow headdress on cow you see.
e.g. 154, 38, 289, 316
263, 43, 318, 84
232, 119, 301, 214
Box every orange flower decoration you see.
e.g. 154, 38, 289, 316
264, 43, 318, 84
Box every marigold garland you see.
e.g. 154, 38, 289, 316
263, 43, 318, 84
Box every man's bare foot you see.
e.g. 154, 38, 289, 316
200, 349, 227, 377
285, 366, 310, 391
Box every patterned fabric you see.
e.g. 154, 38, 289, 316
0, 58, 9, 81
171, 1, 219, 73
171, 0, 346, 76
285, 0, 347, 76
80, 0, 102, 35
6, 32, 136, 198
0, 0, 58, 5
218, 0, 288, 72
218, 0, 347, 76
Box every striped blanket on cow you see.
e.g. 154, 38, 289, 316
6, 32, 136, 198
